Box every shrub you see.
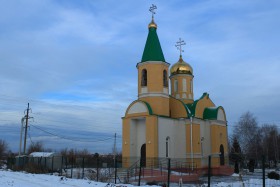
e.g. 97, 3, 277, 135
146, 181, 158, 185
267, 171, 280, 180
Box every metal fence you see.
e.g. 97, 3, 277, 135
7, 156, 197, 184
6, 155, 279, 186
7, 155, 121, 182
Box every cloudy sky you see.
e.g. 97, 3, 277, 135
0, 0, 279, 153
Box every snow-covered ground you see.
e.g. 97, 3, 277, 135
1, 169, 280, 187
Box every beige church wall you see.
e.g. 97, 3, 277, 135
186, 122, 201, 167
122, 118, 130, 167
125, 112, 149, 118
122, 119, 130, 155
137, 62, 169, 93
158, 117, 186, 158
193, 124, 201, 154
186, 123, 201, 153
169, 97, 188, 118
145, 116, 158, 159
210, 124, 228, 155
199, 120, 211, 167
140, 97, 169, 116
195, 95, 215, 118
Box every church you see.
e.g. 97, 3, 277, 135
122, 10, 229, 170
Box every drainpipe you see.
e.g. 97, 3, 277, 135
191, 116, 194, 170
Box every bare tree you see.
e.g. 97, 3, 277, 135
259, 124, 279, 165
233, 112, 259, 160
0, 139, 8, 160
27, 141, 44, 154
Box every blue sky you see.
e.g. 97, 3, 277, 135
0, 0, 280, 153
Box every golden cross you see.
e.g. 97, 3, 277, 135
175, 38, 186, 56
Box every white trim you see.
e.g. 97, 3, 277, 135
183, 78, 187, 92
209, 120, 227, 126
137, 61, 170, 68
217, 108, 226, 121
169, 74, 193, 79
174, 79, 178, 92
141, 87, 148, 94
138, 92, 170, 98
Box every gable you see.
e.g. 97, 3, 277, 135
203, 106, 226, 121
125, 100, 153, 117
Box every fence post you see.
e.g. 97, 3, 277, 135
82, 157, 85, 179
60, 156, 64, 176
167, 158, 171, 187
208, 155, 211, 187
262, 155, 265, 187
138, 162, 142, 186
44, 157, 47, 171
71, 156, 74, 178
97, 158, 99, 182
115, 158, 117, 184
52, 156, 54, 172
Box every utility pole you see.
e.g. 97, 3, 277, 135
18, 117, 25, 156
113, 133, 116, 164
23, 103, 33, 155
113, 133, 117, 184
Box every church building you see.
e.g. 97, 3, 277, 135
122, 11, 229, 170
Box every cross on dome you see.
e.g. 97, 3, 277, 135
149, 4, 157, 19
175, 38, 186, 56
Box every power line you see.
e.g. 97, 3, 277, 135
30, 124, 115, 143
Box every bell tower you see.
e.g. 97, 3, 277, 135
137, 5, 170, 116
170, 38, 194, 104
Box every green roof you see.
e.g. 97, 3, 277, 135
203, 107, 220, 120
186, 92, 209, 117
141, 27, 165, 62
141, 101, 153, 115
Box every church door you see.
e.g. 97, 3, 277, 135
140, 144, 146, 167
220, 144, 225, 165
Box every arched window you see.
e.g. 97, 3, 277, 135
163, 70, 168, 87
141, 69, 147, 86
174, 79, 178, 92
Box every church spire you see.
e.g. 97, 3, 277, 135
141, 4, 165, 62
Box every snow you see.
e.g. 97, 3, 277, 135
29, 152, 57, 157
0, 169, 156, 187
1, 169, 280, 187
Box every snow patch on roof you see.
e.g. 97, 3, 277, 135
29, 152, 56, 157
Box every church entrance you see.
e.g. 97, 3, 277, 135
220, 144, 225, 165
140, 143, 146, 167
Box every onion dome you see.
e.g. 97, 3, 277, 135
170, 55, 193, 75
148, 18, 157, 29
